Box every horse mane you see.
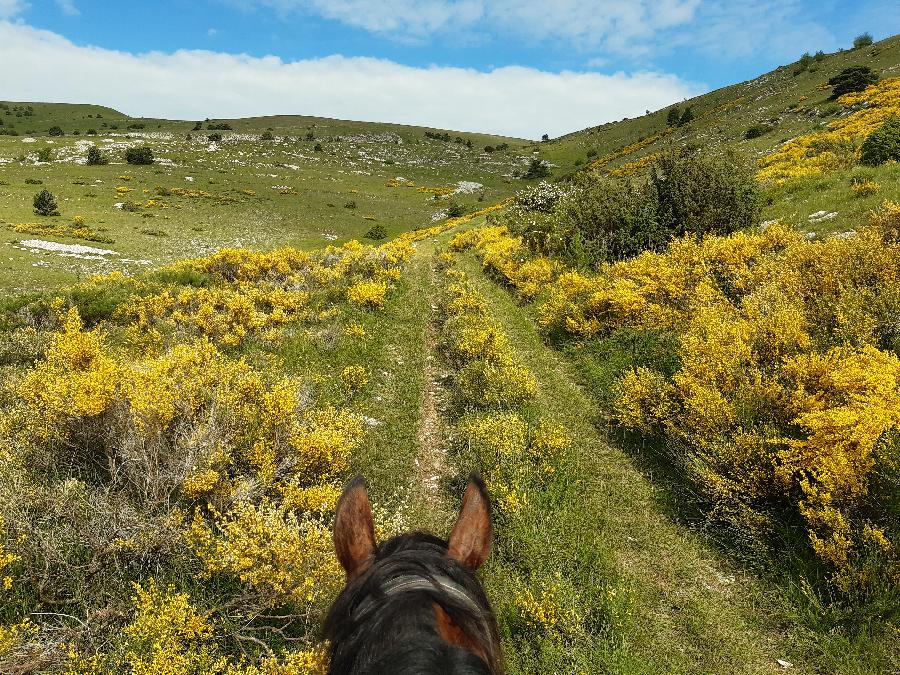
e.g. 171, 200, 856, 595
324, 532, 502, 675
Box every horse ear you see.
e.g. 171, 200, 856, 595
448, 474, 492, 570
334, 476, 376, 578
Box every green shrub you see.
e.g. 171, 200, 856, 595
828, 66, 878, 98
651, 148, 759, 240
860, 117, 900, 166
446, 202, 466, 218
522, 158, 550, 180
37, 147, 53, 163
86, 145, 108, 166
207, 133, 223, 142
514, 149, 759, 268
363, 223, 387, 240
853, 32, 874, 49
549, 175, 663, 266
125, 146, 154, 165
260, 131, 274, 141
47, 126, 64, 136
344, 200, 357, 209
745, 123, 774, 139
314, 142, 324, 152
666, 106, 681, 127
794, 52, 813, 75
33, 189, 59, 216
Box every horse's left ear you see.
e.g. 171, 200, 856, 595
334, 476, 376, 578
448, 474, 492, 570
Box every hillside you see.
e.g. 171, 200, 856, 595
0, 103, 530, 294
537, 33, 900, 234
1, 34, 900, 674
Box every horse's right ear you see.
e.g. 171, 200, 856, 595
334, 476, 376, 579
448, 474, 492, 570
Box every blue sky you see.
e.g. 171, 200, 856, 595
0, 1, 897, 138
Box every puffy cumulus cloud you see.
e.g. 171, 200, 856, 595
0, 21, 701, 138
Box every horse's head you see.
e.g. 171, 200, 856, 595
324, 474, 501, 674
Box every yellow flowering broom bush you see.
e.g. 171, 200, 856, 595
0, 214, 480, 668
758, 77, 900, 183
449, 204, 900, 590
558, 210, 900, 590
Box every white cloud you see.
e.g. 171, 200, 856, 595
0, 21, 702, 138
55, 0, 79, 16
0, 0, 27, 19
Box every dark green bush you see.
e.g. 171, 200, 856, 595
314, 142, 324, 152
86, 145, 108, 166
666, 106, 681, 127
47, 126, 64, 136
37, 147, 53, 163
511, 149, 759, 268
125, 146, 154, 165
860, 117, 900, 166
745, 123, 774, 139
208, 133, 223, 142
651, 148, 759, 240
522, 158, 550, 180
260, 131, 274, 141
853, 32, 874, 49
33, 189, 59, 216
446, 202, 466, 218
548, 175, 663, 267
364, 223, 387, 240
828, 66, 878, 98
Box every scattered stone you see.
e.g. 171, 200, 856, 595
808, 210, 838, 222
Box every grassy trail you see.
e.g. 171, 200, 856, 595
455, 255, 810, 674
344, 239, 459, 535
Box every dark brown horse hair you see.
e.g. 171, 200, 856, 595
323, 532, 502, 674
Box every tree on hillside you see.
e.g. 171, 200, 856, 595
679, 106, 695, 126
48, 126, 64, 137
33, 189, 59, 216
522, 158, 551, 180
828, 66, 878, 98
853, 32, 874, 49
666, 106, 682, 127
541, 133, 550, 142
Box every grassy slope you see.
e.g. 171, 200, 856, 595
0, 103, 532, 295
535, 35, 900, 235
